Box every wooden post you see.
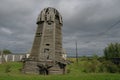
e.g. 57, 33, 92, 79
76, 41, 78, 63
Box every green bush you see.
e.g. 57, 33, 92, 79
5, 64, 11, 73
81, 56, 120, 73
101, 61, 119, 73
82, 59, 101, 73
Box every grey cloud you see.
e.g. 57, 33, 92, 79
0, 0, 120, 56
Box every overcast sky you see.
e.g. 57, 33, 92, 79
0, 0, 120, 56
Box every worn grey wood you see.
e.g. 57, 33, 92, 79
22, 7, 66, 75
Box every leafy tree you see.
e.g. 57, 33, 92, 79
3, 49, 12, 54
104, 43, 120, 60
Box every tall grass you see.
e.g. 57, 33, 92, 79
0, 61, 120, 80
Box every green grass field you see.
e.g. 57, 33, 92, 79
0, 62, 120, 80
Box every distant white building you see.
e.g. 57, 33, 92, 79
62, 49, 67, 60
0, 52, 30, 64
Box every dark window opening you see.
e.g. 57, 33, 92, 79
36, 33, 42, 37
44, 48, 49, 53
47, 55, 49, 59
48, 22, 51, 25
37, 33, 41, 35
46, 44, 50, 46
55, 15, 59, 20
46, 8, 49, 13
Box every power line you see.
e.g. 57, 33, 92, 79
84, 19, 120, 44
97, 19, 120, 36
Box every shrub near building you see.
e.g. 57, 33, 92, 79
79, 55, 120, 73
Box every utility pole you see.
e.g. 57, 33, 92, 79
75, 41, 78, 63
0, 50, 2, 64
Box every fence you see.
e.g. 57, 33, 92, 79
0, 54, 30, 64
